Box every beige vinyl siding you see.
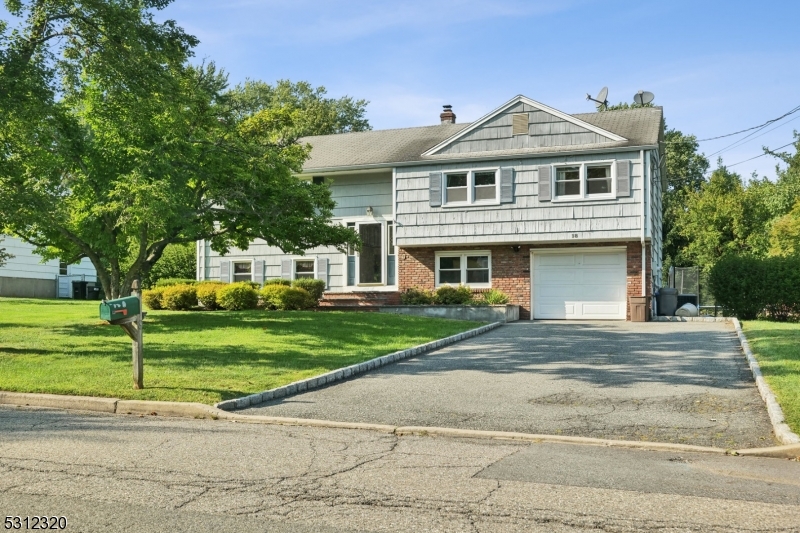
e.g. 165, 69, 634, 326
395, 151, 644, 246
436, 102, 616, 155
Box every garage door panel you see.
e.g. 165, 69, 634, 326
533, 249, 626, 320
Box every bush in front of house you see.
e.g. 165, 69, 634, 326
154, 278, 197, 288
260, 285, 315, 310
259, 284, 289, 310
217, 282, 259, 311
708, 255, 800, 320
291, 278, 326, 302
160, 284, 198, 311
433, 285, 473, 305
400, 287, 435, 305
264, 278, 291, 287
142, 287, 165, 310
196, 281, 227, 310
482, 288, 510, 305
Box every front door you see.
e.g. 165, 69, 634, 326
358, 223, 383, 284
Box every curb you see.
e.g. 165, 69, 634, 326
652, 316, 731, 322
732, 318, 800, 445
2, 394, 799, 459
214, 321, 503, 411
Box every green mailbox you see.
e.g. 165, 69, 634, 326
99, 296, 141, 323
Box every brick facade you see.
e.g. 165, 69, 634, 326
398, 241, 652, 321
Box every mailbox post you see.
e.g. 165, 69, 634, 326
99, 280, 144, 389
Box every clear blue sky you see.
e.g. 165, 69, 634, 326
6, 1, 800, 179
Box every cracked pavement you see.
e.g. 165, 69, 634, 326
244, 321, 775, 449
2, 407, 800, 532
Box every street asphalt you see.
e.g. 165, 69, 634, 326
1, 407, 799, 532
244, 321, 776, 448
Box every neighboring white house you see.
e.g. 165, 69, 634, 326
197, 95, 665, 320
0, 235, 98, 299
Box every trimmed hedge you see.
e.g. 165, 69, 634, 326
264, 278, 291, 287
708, 255, 800, 320
154, 278, 197, 288
142, 287, 165, 310
400, 287, 435, 305
259, 285, 315, 310
161, 284, 198, 311
217, 283, 259, 311
291, 278, 325, 301
196, 281, 227, 310
434, 285, 473, 305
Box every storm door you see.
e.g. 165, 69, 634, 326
358, 223, 383, 284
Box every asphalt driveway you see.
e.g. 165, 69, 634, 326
243, 321, 775, 448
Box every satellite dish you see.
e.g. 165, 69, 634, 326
634, 90, 654, 105
585, 86, 609, 110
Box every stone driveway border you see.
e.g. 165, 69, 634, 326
214, 321, 502, 411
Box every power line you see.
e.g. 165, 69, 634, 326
726, 141, 796, 168
707, 111, 800, 158
696, 104, 800, 142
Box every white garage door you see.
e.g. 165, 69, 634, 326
532, 249, 627, 320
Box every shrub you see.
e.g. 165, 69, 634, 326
264, 278, 291, 287
259, 284, 290, 310
154, 278, 197, 288
160, 284, 198, 311
482, 288, 510, 305
434, 285, 473, 305
276, 287, 316, 310
708, 255, 800, 320
217, 282, 259, 311
400, 287, 434, 305
141, 287, 165, 310
292, 278, 326, 302
196, 281, 227, 310
144, 243, 196, 288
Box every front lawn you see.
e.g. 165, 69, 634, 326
0, 298, 480, 404
742, 321, 800, 434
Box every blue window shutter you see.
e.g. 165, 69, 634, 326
500, 167, 514, 203
254, 260, 265, 285
616, 160, 630, 197
429, 172, 442, 207
387, 255, 396, 286
219, 260, 230, 282
280, 259, 292, 280
316, 257, 328, 288
347, 257, 356, 286
538, 166, 551, 202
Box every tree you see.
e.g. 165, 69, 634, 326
661, 128, 710, 273
0, 237, 11, 267
230, 79, 370, 138
675, 163, 774, 271
1, 2, 361, 298
769, 200, 800, 257
141, 243, 196, 287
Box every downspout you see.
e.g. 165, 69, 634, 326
641, 150, 647, 297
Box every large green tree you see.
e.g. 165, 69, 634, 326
0, 1, 361, 298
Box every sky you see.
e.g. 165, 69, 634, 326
5, 1, 800, 179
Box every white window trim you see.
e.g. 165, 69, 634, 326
292, 257, 316, 280
551, 160, 616, 202
232, 259, 254, 282
435, 250, 492, 288
442, 168, 501, 208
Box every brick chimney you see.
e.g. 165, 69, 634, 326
440, 105, 456, 125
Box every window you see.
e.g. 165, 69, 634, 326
387, 221, 394, 254
346, 222, 356, 256
445, 172, 468, 203
233, 262, 252, 282
443, 169, 499, 205
59, 261, 68, 275
312, 176, 325, 185
436, 252, 491, 287
552, 162, 615, 200
294, 260, 315, 280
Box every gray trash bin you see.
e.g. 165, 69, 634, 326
657, 288, 678, 316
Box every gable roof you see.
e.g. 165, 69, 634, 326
300, 100, 662, 172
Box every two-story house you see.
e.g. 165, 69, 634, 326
197, 95, 665, 320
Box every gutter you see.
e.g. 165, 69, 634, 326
641, 149, 647, 298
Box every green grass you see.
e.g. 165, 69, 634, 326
0, 298, 481, 404
742, 321, 800, 434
